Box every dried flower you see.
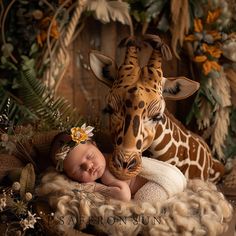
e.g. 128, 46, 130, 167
0, 197, 7, 211
1, 133, 9, 142
12, 182, 21, 191
20, 211, 41, 231
25, 192, 33, 202
70, 124, 94, 144
12, 200, 28, 215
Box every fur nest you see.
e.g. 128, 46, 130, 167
36, 170, 233, 236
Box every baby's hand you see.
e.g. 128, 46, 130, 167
100, 169, 131, 201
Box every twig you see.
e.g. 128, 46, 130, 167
46, 0, 73, 87
0, 0, 4, 28
40, 0, 55, 11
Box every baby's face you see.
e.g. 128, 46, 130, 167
63, 142, 106, 182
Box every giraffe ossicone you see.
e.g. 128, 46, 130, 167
89, 35, 224, 182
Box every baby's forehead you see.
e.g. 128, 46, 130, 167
68, 143, 91, 157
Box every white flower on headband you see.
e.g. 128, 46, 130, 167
70, 123, 94, 144
55, 145, 71, 172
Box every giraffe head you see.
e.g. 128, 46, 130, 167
90, 35, 199, 180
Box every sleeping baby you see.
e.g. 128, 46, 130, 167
50, 124, 186, 202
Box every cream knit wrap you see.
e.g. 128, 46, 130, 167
134, 157, 187, 203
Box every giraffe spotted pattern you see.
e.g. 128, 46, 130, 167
90, 35, 224, 182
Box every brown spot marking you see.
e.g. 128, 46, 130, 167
155, 133, 171, 151
177, 145, 187, 161
165, 143, 177, 160
133, 115, 140, 137
128, 87, 137, 93
138, 101, 145, 109
179, 164, 189, 175
157, 143, 176, 162
124, 114, 131, 135
154, 124, 163, 139
165, 118, 169, 129
145, 88, 150, 92
172, 124, 179, 142
188, 137, 199, 161
189, 165, 202, 179
169, 118, 173, 130
203, 156, 210, 180
199, 149, 204, 166
179, 131, 187, 142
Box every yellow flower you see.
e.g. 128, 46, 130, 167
70, 124, 94, 144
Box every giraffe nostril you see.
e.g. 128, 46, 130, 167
127, 158, 137, 171
113, 156, 122, 168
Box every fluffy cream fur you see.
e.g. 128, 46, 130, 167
37, 170, 233, 236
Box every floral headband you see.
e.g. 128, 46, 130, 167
55, 123, 94, 172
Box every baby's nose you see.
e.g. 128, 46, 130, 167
81, 161, 93, 171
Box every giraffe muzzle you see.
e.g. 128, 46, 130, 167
108, 150, 142, 180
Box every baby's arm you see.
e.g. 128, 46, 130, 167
97, 169, 131, 201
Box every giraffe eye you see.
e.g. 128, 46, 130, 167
103, 104, 114, 114
150, 114, 162, 122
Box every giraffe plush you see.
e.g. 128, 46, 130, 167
89, 35, 224, 182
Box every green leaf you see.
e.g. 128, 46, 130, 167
29, 43, 39, 57
1, 56, 7, 64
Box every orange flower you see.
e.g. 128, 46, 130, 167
206, 8, 221, 24
202, 60, 221, 75
184, 34, 196, 41
36, 16, 59, 46
37, 31, 47, 47
194, 54, 221, 75
194, 55, 207, 63
194, 19, 203, 33
201, 43, 222, 58
207, 30, 222, 40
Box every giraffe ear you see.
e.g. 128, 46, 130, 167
89, 50, 118, 88
163, 76, 200, 100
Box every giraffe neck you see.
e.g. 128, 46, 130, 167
148, 109, 213, 180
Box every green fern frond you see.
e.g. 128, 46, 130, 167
18, 61, 83, 130
0, 86, 37, 126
